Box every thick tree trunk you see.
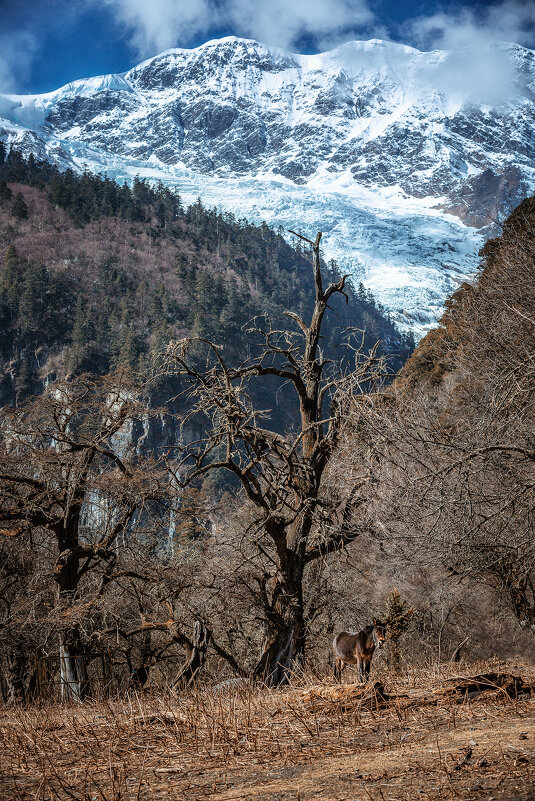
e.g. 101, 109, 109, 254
3, 649, 36, 703
256, 616, 305, 686
172, 621, 211, 688
56, 543, 89, 701
59, 626, 89, 701
255, 566, 306, 686
254, 518, 311, 686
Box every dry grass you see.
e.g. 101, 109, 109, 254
1, 660, 534, 801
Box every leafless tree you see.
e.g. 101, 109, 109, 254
164, 232, 384, 684
356, 198, 535, 638
0, 373, 167, 699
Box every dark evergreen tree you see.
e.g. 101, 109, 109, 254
11, 192, 29, 220
0, 180, 12, 203
115, 328, 142, 369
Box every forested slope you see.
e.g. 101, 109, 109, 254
0, 148, 412, 420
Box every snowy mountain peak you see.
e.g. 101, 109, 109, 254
1, 35, 534, 335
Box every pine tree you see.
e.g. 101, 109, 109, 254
1, 245, 23, 308
149, 320, 171, 366
27, 153, 37, 177
18, 264, 49, 338
382, 589, 415, 671
0, 180, 12, 203
115, 328, 142, 370
191, 269, 224, 341
219, 277, 245, 348
11, 192, 29, 220
66, 295, 90, 372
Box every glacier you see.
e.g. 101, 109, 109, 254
1, 36, 534, 335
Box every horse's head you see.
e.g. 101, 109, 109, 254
372, 618, 386, 649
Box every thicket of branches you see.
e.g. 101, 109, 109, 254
2, 152, 535, 702
340, 196, 535, 653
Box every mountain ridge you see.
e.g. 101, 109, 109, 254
1, 35, 534, 334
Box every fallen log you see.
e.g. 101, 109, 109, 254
293, 672, 534, 716
435, 672, 535, 699
296, 681, 394, 710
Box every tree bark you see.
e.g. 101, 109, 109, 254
256, 615, 305, 686
254, 554, 307, 685
56, 540, 89, 700
59, 626, 89, 701
172, 621, 211, 688
3, 649, 36, 703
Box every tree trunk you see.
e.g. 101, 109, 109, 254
56, 545, 89, 701
129, 631, 153, 689
256, 617, 305, 686
59, 626, 89, 701
172, 621, 211, 688
255, 519, 309, 686
3, 649, 36, 703
255, 570, 306, 686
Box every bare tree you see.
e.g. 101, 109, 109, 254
357, 197, 535, 639
0, 373, 166, 699
165, 232, 383, 684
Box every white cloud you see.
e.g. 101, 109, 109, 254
0, 31, 39, 94
99, 0, 375, 56
99, 0, 217, 56
226, 0, 374, 51
408, 1, 535, 52
406, 1, 535, 104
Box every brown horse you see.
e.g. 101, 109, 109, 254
332, 619, 386, 683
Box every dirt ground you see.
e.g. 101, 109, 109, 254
1, 661, 534, 801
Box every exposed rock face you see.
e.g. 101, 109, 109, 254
1, 36, 534, 334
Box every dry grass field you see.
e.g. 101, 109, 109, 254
1, 661, 534, 801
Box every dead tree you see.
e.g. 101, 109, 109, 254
166, 232, 383, 685
112, 614, 212, 690
0, 374, 165, 700
171, 621, 211, 688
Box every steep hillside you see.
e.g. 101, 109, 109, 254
400, 193, 535, 394
2, 37, 534, 332
0, 150, 411, 418
391, 193, 535, 630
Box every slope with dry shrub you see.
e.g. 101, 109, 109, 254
352, 194, 535, 652
1, 661, 534, 800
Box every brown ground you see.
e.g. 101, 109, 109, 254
1, 661, 534, 801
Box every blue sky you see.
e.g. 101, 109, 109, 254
1, 0, 534, 94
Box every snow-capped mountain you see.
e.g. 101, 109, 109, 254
1, 36, 534, 334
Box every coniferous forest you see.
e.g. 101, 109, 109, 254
0, 147, 412, 412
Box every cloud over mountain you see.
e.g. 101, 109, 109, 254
97, 0, 375, 55
0, 30, 39, 93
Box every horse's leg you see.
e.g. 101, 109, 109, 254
364, 659, 371, 682
334, 658, 341, 683
357, 658, 364, 684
